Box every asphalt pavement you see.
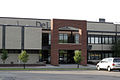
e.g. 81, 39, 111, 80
0, 70, 120, 80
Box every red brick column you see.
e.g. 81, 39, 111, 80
51, 19, 87, 66
81, 22, 87, 65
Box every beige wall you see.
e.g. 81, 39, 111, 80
0, 54, 39, 64
27, 54, 39, 64
0, 18, 50, 28
88, 32, 116, 36
0, 54, 19, 64
87, 22, 116, 51
0, 26, 2, 49
24, 27, 42, 49
117, 24, 120, 32
87, 22, 115, 31
88, 44, 113, 51
5, 26, 21, 49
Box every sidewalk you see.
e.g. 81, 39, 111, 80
0, 64, 96, 69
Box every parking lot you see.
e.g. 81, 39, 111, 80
0, 70, 120, 80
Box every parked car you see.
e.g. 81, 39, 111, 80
96, 58, 120, 71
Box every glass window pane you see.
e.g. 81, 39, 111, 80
95, 37, 98, 44
88, 37, 91, 44
98, 36, 101, 44
105, 37, 108, 44
102, 37, 105, 44
75, 34, 79, 44
59, 34, 63, 43
91, 37, 94, 44
64, 34, 68, 43
90, 53, 94, 60
105, 53, 109, 58
112, 37, 115, 44
109, 53, 112, 57
88, 52, 91, 60
109, 37, 112, 44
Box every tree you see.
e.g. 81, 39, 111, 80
112, 39, 120, 57
18, 50, 29, 69
73, 50, 82, 68
1, 49, 8, 64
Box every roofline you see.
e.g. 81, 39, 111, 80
87, 21, 114, 24
0, 17, 51, 21
52, 18, 86, 22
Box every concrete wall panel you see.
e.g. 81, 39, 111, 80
103, 45, 112, 50
117, 25, 120, 32
89, 44, 102, 50
87, 22, 115, 31
5, 26, 21, 49
0, 26, 2, 49
0, 18, 51, 28
89, 44, 112, 51
24, 27, 42, 49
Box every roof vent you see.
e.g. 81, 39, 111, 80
99, 18, 105, 23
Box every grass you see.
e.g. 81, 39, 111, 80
0, 68, 95, 71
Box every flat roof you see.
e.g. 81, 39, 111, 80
87, 21, 114, 24
0, 17, 50, 21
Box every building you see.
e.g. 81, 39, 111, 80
87, 19, 120, 63
0, 17, 119, 65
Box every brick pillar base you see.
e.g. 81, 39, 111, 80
51, 49, 59, 66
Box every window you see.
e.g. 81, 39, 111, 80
59, 34, 64, 43
112, 37, 115, 44
88, 36, 91, 44
98, 36, 101, 44
113, 59, 120, 62
88, 52, 101, 60
109, 53, 112, 57
105, 53, 109, 58
75, 34, 79, 44
108, 59, 112, 62
95, 37, 98, 44
109, 37, 112, 44
88, 35, 115, 44
88, 52, 114, 60
64, 34, 68, 43
102, 36, 105, 44
59, 33, 68, 43
91, 37, 94, 44
105, 37, 109, 44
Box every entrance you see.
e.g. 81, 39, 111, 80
42, 50, 50, 64
59, 50, 75, 64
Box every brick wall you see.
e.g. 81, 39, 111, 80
51, 19, 87, 66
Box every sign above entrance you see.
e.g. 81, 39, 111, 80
0, 17, 51, 29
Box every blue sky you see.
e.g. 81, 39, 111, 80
0, 0, 120, 23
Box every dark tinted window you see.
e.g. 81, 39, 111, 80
113, 58, 120, 62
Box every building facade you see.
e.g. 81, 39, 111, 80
0, 17, 119, 65
87, 19, 120, 63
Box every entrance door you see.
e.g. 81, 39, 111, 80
59, 50, 75, 64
